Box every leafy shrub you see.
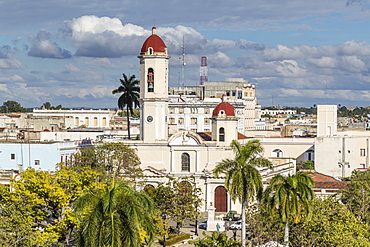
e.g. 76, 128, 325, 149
159, 233, 191, 246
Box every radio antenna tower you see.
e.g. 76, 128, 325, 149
181, 36, 186, 88
200, 56, 208, 86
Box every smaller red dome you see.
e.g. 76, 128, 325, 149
141, 27, 167, 53
212, 102, 235, 117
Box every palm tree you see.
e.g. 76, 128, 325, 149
263, 173, 315, 247
73, 180, 156, 247
213, 140, 272, 247
112, 73, 140, 139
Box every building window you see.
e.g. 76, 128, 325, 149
75, 117, 79, 125
179, 108, 184, 114
11, 154, 15, 160
219, 127, 225, 142
102, 117, 107, 126
191, 118, 197, 125
85, 117, 89, 126
204, 108, 210, 114
181, 153, 190, 172
360, 163, 366, 169
191, 129, 197, 132
204, 118, 210, 124
226, 91, 230, 96
169, 118, 175, 124
147, 68, 154, 92
360, 149, 366, 156
272, 149, 283, 158
35, 160, 40, 166
178, 118, 184, 124
308, 152, 313, 161
94, 117, 98, 126
238, 91, 242, 99
169, 108, 174, 114
232, 91, 236, 96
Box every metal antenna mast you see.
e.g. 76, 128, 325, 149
181, 36, 186, 88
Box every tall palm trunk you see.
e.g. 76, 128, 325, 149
126, 105, 131, 139
241, 195, 246, 247
284, 220, 289, 247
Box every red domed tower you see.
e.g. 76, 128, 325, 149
138, 27, 170, 143
211, 102, 238, 145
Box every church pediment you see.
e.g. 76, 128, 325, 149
168, 131, 202, 146
143, 166, 167, 176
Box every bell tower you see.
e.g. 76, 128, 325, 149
138, 27, 170, 142
211, 102, 238, 146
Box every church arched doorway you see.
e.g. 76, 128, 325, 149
214, 186, 227, 212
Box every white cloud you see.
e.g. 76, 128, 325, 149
28, 30, 72, 59
208, 51, 232, 68
0, 84, 10, 93
306, 57, 337, 68
208, 39, 236, 51
0, 58, 22, 69
63, 16, 208, 58
338, 56, 366, 72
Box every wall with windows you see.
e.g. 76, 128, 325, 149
0, 141, 89, 172
0, 143, 59, 171
32, 109, 114, 129
315, 136, 370, 178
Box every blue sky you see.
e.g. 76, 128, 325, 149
1, 0, 370, 108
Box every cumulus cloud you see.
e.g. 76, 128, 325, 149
0, 58, 22, 69
262, 41, 370, 62
0, 74, 24, 83
237, 40, 268, 51
45, 63, 103, 83
28, 30, 72, 59
160, 26, 208, 55
62, 16, 208, 58
208, 39, 236, 51
0, 45, 11, 58
208, 52, 232, 68
306, 57, 337, 68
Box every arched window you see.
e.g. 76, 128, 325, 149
181, 153, 190, 172
219, 127, 225, 142
147, 68, 154, 92
272, 149, 283, 158
75, 117, 79, 126
85, 117, 89, 126
144, 184, 155, 195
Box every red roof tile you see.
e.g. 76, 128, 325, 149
212, 102, 235, 117
141, 27, 166, 53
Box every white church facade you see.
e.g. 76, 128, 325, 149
109, 27, 312, 213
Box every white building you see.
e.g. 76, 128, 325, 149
168, 79, 258, 134
0, 140, 92, 172
317, 105, 337, 137
32, 109, 115, 129
315, 104, 370, 178
260, 109, 297, 116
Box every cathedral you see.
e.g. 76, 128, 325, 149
120, 27, 301, 213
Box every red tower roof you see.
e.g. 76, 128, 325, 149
212, 102, 235, 117
141, 27, 167, 53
